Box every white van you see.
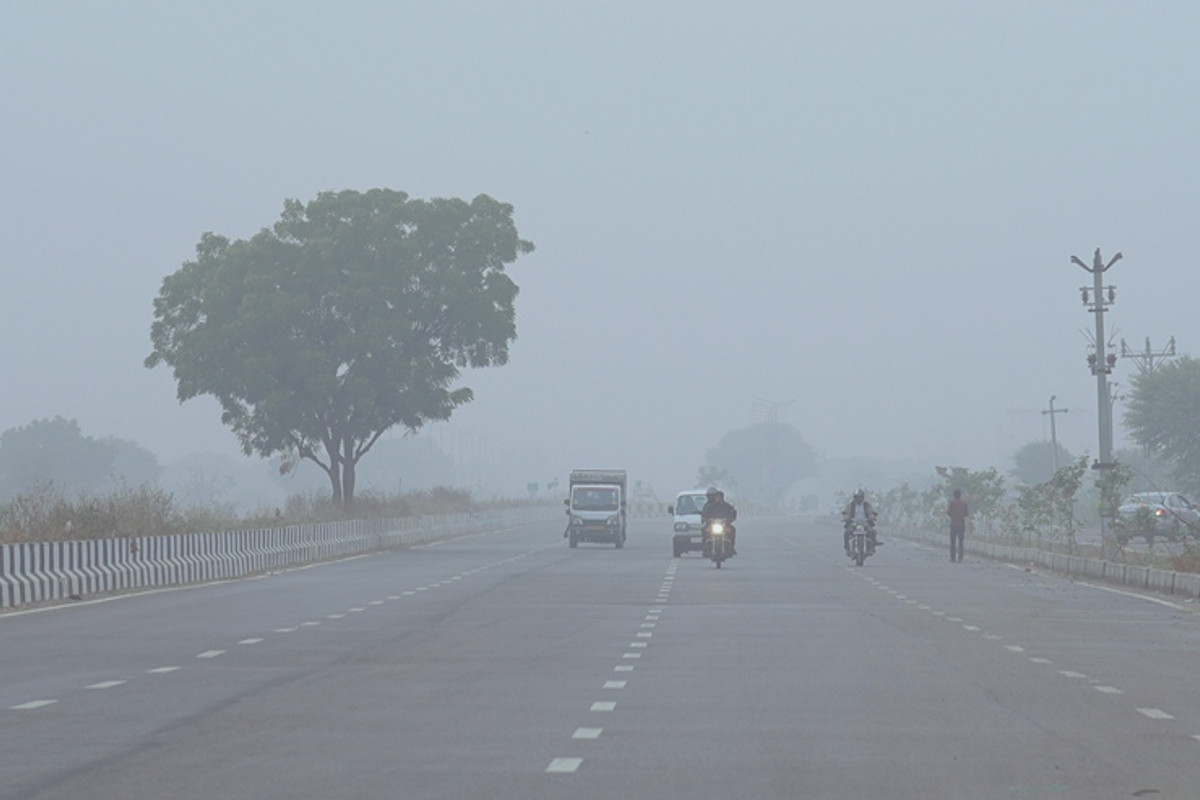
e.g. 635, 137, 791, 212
668, 490, 709, 557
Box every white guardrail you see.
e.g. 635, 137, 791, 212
890, 524, 1200, 600
0, 505, 559, 610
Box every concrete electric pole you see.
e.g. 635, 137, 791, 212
1120, 336, 1176, 489
1041, 395, 1068, 472
1072, 247, 1121, 553
1072, 248, 1121, 469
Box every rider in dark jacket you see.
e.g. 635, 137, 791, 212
701, 487, 738, 554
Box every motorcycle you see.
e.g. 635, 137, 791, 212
847, 521, 875, 567
702, 518, 735, 568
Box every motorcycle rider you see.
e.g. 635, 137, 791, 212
842, 489, 880, 555
700, 486, 738, 555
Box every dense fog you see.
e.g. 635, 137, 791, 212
3, 3, 1196, 510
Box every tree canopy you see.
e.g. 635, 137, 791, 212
0, 417, 160, 500
1009, 439, 1075, 486
1123, 355, 1200, 494
146, 189, 534, 506
702, 422, 816, 507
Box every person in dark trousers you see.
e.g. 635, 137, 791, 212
947, 489, 968, 562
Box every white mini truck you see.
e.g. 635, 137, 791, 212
564, 469, 627, 548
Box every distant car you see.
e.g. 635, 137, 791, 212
668, 490, 709, 557
1116, 492, 1200, 541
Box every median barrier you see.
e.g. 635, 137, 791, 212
0, 505, 559, 611
888, 524, 1200, 601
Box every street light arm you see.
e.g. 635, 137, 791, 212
1071, 255, 1092, 272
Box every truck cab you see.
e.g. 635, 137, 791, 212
668, 490, 709, 557
565, 469, 627, 548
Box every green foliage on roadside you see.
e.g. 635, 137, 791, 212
0, 483, 500, 545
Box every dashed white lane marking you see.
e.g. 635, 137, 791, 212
963, 625, 981, 631
196, 650, 225, 659
1138, 708, 1175, 720
573, 728, 603, 739
1060, 671, 1088, 679
947, 617, 963, 622
640, 623, 656, 628
636, 632, 652, 638
326, 614, 346, 619
349, 608, 365, 613
1029, 657, 1053, 664
1004, 645, 1026, 653
148, 666, 180, 674
301, 621, 320, 627
629, 642, 647, 649
11, 700, 56, 710
240, 638, 264, 645
604, 681, 627, 689
590, 702, 616, 712
622, 653, 641, 659
1095, 686, 1124, 694
274, 627, 298, 633
614, 665, 634, 672
369, 600, 384, 606
86, 681, 126, 690
546, 758, 583, 773
402, 591, 416, 596
983, 634, 1002, 640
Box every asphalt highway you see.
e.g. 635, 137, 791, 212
1, 514, 1198, 800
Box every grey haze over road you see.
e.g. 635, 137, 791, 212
4, 3, 1196, 496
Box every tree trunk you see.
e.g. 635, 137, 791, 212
341, 439, 357, 507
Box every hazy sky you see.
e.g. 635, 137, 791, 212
4, 2, 1197, 499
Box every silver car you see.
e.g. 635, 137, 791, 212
1116, 491, 1200, 541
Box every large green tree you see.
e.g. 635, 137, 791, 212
1123, 355, 1200, 494
146, 189, 533, 506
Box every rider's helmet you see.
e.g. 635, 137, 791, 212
854, 489, 865, 503
706, 486, 720, 499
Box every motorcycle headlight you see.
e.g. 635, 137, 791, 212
710, 522, 725, 535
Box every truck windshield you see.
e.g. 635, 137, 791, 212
573, 488, 619, 511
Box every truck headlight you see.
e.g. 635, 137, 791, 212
606, 514, 621, 527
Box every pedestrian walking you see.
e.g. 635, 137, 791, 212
947, 489, 968, 562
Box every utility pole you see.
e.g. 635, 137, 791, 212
752, 398, 795, 508
1072, 247, 1121, 553
1041, 395, 1068, 472
1120, 336, 1176, 489
1120, 336, 1176, 376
